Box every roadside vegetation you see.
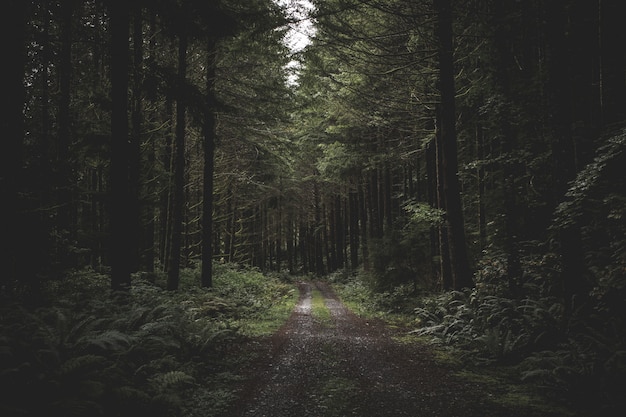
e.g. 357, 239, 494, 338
330, 268, 624, 417
0, 264, 297, 417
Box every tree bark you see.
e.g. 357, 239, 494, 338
599, 0, 626, 126
434, 130, 452, 290
167, 26, 188, 291
1, 0, 28, 295
130, 4, 143, 273
476, 124, 487, 251
349, 189, 359, 269
492, 0, 521, 295
287, 209, 295, 273
335, 193, 345, 269
358, 180, 369, 271
110, 1, 132, 291
201, 39, 217, 287
314, 180, 324, 275
58, 0, 74, 240
426, 139, 441, 286
434, 0, 472, 290
159, 97, 174, 271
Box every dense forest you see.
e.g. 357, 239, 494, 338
1, 0, 625, 416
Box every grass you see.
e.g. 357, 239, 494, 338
311, 288, 332, 325
236, 287, 298, 337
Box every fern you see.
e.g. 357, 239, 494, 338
64, 315, 104, 346
59, 354, 106, 377
150, 370, 195, 391
49, 398, 102, 417
79, 329, 135, 353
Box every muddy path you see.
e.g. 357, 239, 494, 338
228, 282, 543, 417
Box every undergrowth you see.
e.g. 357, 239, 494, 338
331, 260, 626, 417
0, 263, 296, 417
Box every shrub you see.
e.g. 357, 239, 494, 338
0, 265, 296, 417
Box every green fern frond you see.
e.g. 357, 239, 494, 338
50, 398, 102, 417
134, 355, 181, 378
135, 334, 182, 356
66, 315, 103, 345
198, 328, 237, 353
60, 354, 107, 376
111, 385, 151, 403
80, 330, 134, 353
150, 370, 195, 391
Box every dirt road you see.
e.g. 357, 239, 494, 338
230, 282, 538, 417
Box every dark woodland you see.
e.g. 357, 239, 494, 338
1, 0, 625, 416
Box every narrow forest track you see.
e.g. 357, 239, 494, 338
227, 282, 550, 417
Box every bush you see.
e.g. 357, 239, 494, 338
0, 264, 296, 417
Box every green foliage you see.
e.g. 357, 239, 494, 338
316, 141, 363, 182
332, 271, 421, 320
411, 249, 566, 364
0, 265, 297, 417
553, 131, 626, 230
311, 288, 332, 325
366, 202, 442, 291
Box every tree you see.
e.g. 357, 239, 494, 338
109, 0, 132, 291
57, 0, 75, 242
1, 0, 29, 295
433, 0, 472, 290
167, 4, 189, 291
201, 39, 218, 288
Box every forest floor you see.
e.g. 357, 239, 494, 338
224, 281, 574, 417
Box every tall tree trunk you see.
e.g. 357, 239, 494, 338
110, 1, 132, 291
299, 218, 308, 272
491, 0, 522, 295
167, 27, 188, 291
358, 180, 369, 271
276, 190, 283, 272
201, 40, 218, 287
544, 0, 583, 310
374, 167, 386, 234
599, 0, 626, 126
434, 0, 472, 290
1, 0, 28, 295
130, 4, 143, 273
142, 9, 157, 273
426, 140, 441, 286
159, 97, 174, 271
40, 0, 51, 200
335, 193, 345, 269
328, 201, 337, 272
434, 130, 452, 290
349, 189, 359, 269
314, 180, 324, 275
225, 187, 234, 262
251, 207, 262, 268
368, 170, 379, 238
38, 0, 54, 276
58, 0, 74, 243
384, 163, 393, 230
476, 124, 487, 251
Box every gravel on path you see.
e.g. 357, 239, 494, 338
227, 281, 548, 417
